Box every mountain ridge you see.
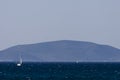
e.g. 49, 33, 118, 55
0, 40, 120, 62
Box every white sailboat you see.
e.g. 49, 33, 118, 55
17, 55, 22, 66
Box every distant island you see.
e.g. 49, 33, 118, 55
0, 40, 120, 62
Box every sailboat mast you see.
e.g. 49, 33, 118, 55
20, 56, 22, 64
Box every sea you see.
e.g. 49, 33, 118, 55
0, 62, 120, 80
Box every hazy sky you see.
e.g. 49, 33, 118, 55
0, 0, 120, 50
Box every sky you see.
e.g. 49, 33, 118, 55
0, 0, 120, 50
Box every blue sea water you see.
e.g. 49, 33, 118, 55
0, 62, 120, 80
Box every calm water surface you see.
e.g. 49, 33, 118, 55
0, 62, 120, 80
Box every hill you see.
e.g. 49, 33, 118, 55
0, 40, 120, 62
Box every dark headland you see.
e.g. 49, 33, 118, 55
0, 40, 120, 62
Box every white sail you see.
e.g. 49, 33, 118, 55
20, 56, 22, 64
